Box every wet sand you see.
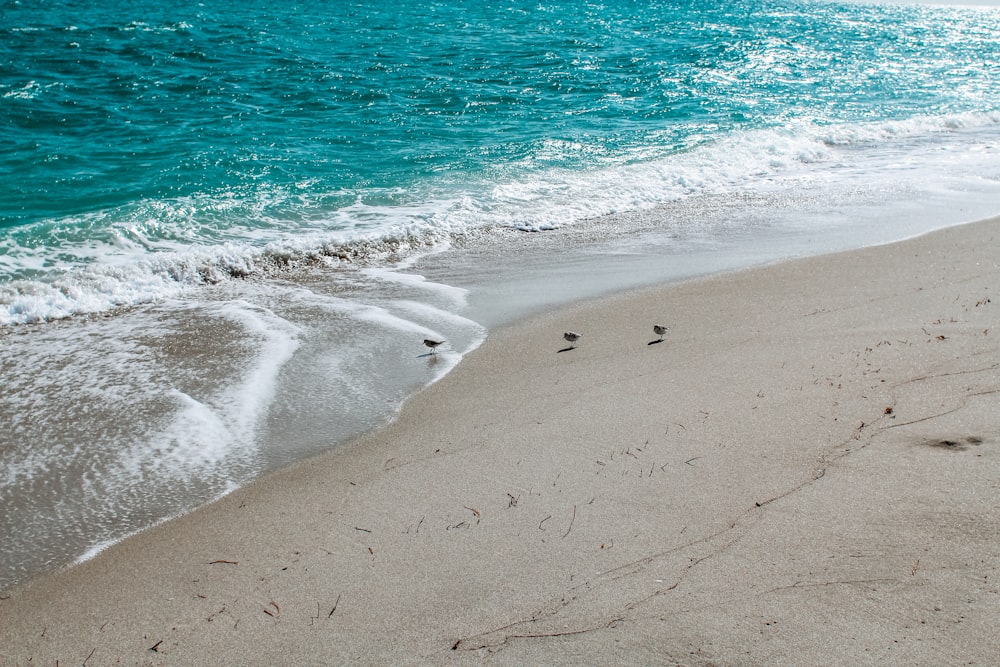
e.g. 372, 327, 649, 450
2, 217, 999, 666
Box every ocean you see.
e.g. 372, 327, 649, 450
2, 0, 999, 592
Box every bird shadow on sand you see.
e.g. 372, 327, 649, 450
647, 339, 665, 346
417, 352, 444, 360
557, 346, 578, 353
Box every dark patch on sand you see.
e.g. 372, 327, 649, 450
923, 436, 984, 451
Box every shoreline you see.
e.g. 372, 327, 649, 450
3, 179, 997, 593
3, 217, 999, 665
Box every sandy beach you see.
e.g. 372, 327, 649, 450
2, 217, 999, 666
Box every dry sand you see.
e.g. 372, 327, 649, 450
2, 218, 999, 666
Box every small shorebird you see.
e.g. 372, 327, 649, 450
563, 331, 582, 348
653, 324, 669, 341
423, 338, 445, 354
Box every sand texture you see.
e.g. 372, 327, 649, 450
2, 219, 999, 666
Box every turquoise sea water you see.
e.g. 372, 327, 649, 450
2, 0, 1000, 590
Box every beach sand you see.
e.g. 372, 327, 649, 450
2, 218, 999, 666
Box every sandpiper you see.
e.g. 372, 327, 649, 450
423, 338, 445, 354
563, 331, 582, 347
653, 324, 668, 341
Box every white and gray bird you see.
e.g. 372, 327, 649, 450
653, 324, 669, 341
423, 338, 445, 354
563, 331, 582, 347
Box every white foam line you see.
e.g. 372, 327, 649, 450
281, 285, 445, 337
423, 334, 488, 387
341, 301, 437, 337
116, 300, 301, 482
392, 236, 454, 271
361, 267, 470, 308
73, 479, 241, 566
145, 390, 235, 471
213, 300, 302, 436
392, 300, 486, 339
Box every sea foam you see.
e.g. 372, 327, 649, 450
3, 112, 998, 326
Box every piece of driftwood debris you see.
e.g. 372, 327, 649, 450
328, 593, 342, 618
563, 505, 577, 538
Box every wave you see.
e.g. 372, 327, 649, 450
2, 110, 998, 326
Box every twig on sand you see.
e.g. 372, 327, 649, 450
149, 640, 163, 653
208, 559, 238, 565
83, 648, 96, 666
538, 515, 552, 530
563, 505, 577, 538
328, 593, 342, 618
452, 616, 625, 651
883, 406, 963, 429
770, 577, 896, 593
